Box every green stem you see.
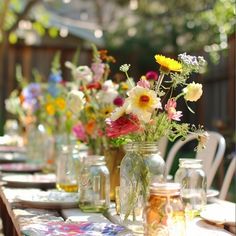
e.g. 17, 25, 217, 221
155, 72, 165, 93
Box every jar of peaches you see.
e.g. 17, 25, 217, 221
144, 182, 186, 236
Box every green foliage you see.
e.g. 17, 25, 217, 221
106, 0, 235, 57
51, 51, 61, 74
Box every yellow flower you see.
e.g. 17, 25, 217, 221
121, 82, 129, 90
183, 82, 203, 102
45, 103, 55, 116
55, 97, 66, 110
126, 86, 162, 123
100, 105, 114, 118
155, 54, 182, 74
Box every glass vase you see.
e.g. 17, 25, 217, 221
119, 142, 165, 234
26, 123, 46, 164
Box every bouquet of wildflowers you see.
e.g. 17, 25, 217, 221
106, 53, 208, 150
65, 46, 129, 155
5, 66, 43, 128
38, 52, 75, 137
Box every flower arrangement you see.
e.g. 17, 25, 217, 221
106, 53, 208, 149
66, 45, 129, 155
38, 52, 75, 137
105, 53, 208, 225
5, 66, 43, 128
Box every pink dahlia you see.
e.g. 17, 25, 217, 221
106, 114, 140, 138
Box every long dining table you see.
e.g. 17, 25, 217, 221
0, 146, 235, 236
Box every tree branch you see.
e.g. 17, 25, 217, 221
0, 0, 11, 32
7, 0, 43, 33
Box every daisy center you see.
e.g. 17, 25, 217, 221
139, 95, 150, 104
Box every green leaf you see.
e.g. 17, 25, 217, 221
8, 32, 17, 44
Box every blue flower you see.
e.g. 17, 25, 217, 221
49, 71, 62, 83
48, 84, 60, 97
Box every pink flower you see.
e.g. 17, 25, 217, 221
137, 77, 150, 88
72, 123, 87, 142
91, 62, 105, 81
113, 96, 124, 107
145, 71, 158, 81
106, 114, 140, 138
164, 99, 182, 121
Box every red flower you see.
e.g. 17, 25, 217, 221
145, 71, 158, 81
86, 81, 101, 90
106, 114, 140, 138
113, 96, 124, 107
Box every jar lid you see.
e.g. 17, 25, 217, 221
150, 182, 181, 196
179, 158, 203, 168
124, 142, 159, 152
83, 155, 106, 165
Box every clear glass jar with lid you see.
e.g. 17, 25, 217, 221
144, 182, 186, 236
174, 158, 207, 216
79, 155, 110, 213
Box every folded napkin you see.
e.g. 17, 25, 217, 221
21, 221, 131, 236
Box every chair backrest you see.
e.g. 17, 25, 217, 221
165, 131, 226, 188
157, 136, 168, 158
219, 155, 236, 200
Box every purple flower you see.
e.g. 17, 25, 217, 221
22, 83, 41, 100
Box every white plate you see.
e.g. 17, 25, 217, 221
17, 191, 79, 209
200, 203, 236, 226
2, 174, 56, 188
207, 189, 219, 198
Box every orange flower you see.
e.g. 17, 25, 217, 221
85, 120, 96, 135
45, 103, 55, 116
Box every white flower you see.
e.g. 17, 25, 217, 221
183, 82, 203, 102
74, 66, 93, 84
110, 102, 129, 121
97, 89, 119, 104
97, 80, 119, 104
120, 64, 131, 72
126, 86, 162, 123
102, 80, 119, 91
67, 90, 85, 114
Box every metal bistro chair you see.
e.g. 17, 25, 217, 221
165, 131, 226, 188
219, 154, 236, 200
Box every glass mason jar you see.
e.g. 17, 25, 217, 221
56, 144, 80, 192
145, 182, 186, 236
26, 124, 46, 164
119, 142, 165, 233
174, 158, 207, 216
79, 155, 110, 213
